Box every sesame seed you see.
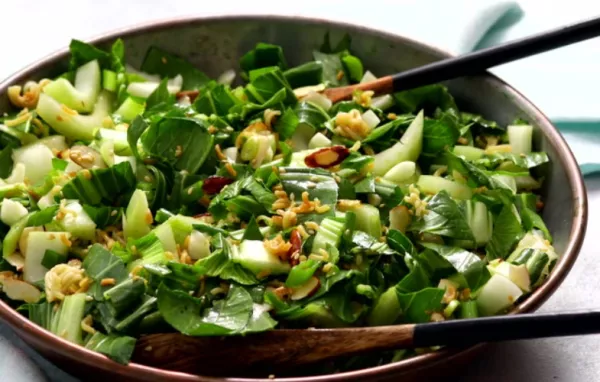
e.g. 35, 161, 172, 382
144, 346, 153, 351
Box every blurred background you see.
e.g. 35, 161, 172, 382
1, 1, 599, 381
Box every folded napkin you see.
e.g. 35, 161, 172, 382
0, 1, 589, 382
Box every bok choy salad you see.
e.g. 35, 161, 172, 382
0, 35, 556, 371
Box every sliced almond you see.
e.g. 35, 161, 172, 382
0, 271, 15, 281
287, 229, 302, 266
293, 84, 326, 99
290, 276, 321, 301
4, 254, 25, 271
176, 90, 200, 102
304, 146, 350, 168
1, 278, 41, 303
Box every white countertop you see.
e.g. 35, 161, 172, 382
0, 1, 599, 381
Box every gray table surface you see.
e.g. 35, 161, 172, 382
1, 2, 600, 381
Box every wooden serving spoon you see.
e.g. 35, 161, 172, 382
134, 309, 600, 376
323, 16, 600, 103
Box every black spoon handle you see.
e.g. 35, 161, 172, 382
392, 15, 600, 91
413, 310, 600, 348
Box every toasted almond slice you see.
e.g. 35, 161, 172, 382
1, 278, 41, 303
304, 146, 350, 168
290, 276, 321, 301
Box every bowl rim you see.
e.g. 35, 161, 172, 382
0, 14, 588, 382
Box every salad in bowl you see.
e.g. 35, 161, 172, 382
0, 35, 556, 371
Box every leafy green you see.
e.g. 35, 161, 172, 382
69, 39, 110, 69
409, 191, 474, 241
420, 243, 480, 272
319, 32, 352, 54
127, 116, 148, 159
240, 43, 287, 76
196, 245, 258, 285
279, 168, 338, 205
386, 229, 415, 256
446, 151, 514, 193
82, 205, 122, 228
283, 61, 323, 88
475, 152, 549, 170
27, 205, 59, 226
362, 115, 414, 145
241, 216, 264, 241
141, 46, 210, 90
396, 288, 444, 323
520, 207, 551, 242
194, 84, 241, 116
350, 231, 393, 255
295, 101, 330, 130
394, 85, 457, 114
422, 109, 460, 156
137, 165, 168, 211
41, 249, 68, 269
104, 278, 146, 316
313, 51, 349, 87
207, 176, 275, 221
157, 283, 276, 335
145, 78, 173, 110
84, 332, 136, 365
460, 112, 501, 132
414, 249, 456, 281
340, 152, 374, 171
274, 108, 299, 139
26, 301, 56, 331
131, 232, 167, 265
0, 143, 17, 178
61, 162, 136, 206
341, 55, 364, 83
486, 205, 524, 260
354, 176, 375, 193
113, 295, 157, 332
140, 117, 214, 174
311, 268, 362, 300
244, 66, 296, 105
285, 259, 321, 288
396, 265, 430, 293
82, 244, 129, 300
